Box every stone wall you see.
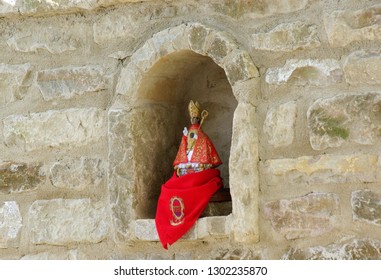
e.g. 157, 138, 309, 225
0, 0, 380, 260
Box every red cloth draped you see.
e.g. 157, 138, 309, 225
155, 169, 222, 249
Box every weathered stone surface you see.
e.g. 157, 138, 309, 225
3, 108, 105, 151
264, 193, 339, 240
252, 21, 321, 52
206, 0, 309, 19
325, 4, 381, 47
49, 157, 104, 190
93, 13, 135, 44
29, 198, 109, 245
343, 51, 381, 85
108, 109, 135, 242
134, 219, 159, 241
263, 101, 297, 147
197, 216, 230, 239
265, 59, 343, 86
0, 63, 32, 107
284, 238, 381, 260
262, 154, 378, 186
6, 21, 82, 54
0, 0, 159, 17
21, 250, 79, 260
36, 66, 108, 101
0, 201, 22, 248
352, 189, 381, 227
212, 247, 263, 260
0, 162, 44, 193
223, 50, 259, 85
229, 103, 259, 243
0, 0, 16, 15
308, 93, 381, 150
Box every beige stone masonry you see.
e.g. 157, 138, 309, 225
3, 108, 106, 151
49, 157, 104, 190
0, 201, 22, 248
352, 189, 381, 227
263, 101, 297, 148
262, 154, 378, 186
324, 4, 381, 47
0, 63, 32, 107
206, 0, 309, 19
308, 93, 381, 150
29, 198, 110, 245
0, 161, 44, 194
343, 51, 381, 85
284, 238, 381, 260
6, 22, 83, 54
252, 21, 321, 52
265, 59, 343, 86
36, 65, 109, 101
264, 192, 339, 240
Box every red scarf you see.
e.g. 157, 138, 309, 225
155, 169, 222, 249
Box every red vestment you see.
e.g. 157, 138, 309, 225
173, 124, 222, 167
155, 124, 222, 249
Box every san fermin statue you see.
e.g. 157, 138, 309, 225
155, 100, 223, 249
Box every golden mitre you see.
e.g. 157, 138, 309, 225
188, 100, 208, 127
188, 100, 201, 119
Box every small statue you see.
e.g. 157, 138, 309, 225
173, 100, 222, 176
155, 100, 223, 249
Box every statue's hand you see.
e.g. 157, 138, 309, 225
183, 127, 188, 136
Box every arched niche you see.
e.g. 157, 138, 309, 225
133, 50, 237, 219
108, 23, 260, 244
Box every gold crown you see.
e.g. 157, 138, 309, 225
188, 100, 202, 119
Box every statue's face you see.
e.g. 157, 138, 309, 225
187, 128, 198, 151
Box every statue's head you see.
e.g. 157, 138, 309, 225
188, 100, 208, 126
188, 100, 201, 124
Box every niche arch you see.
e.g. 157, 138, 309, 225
108, 23, 260, 244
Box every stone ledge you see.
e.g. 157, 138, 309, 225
133, 215, 232, 242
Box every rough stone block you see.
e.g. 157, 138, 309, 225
0, 201, 22, 248
6, 21, 82, 54
263, 101, 297, 147
0, 161, 44, 193
134, 219, 159, 241
324, 4, 381, 47
3, 108, 105, 151
187, 23, 210, 55
93, 13, 134, 44
265, 59, 343, 86
229, 103, 259, 243
352, 189, 381, 227
252, 21, 321, 52
49, 157, 104, 190
343, 51, 381, 85
284, 238, 381, 260
197, 216, 229, 239
206, 0, 309, 19
263, 154, 378, 186
29, 198, 109, 245
264, 193, 339, 240
223, 50, 259, 85
0, 63, 32, 107
308, 93, 381, 150
36, 65, 108, 101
